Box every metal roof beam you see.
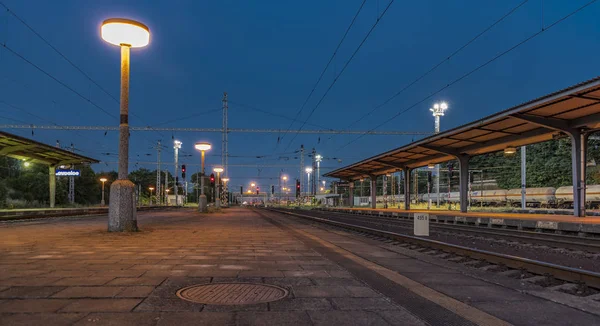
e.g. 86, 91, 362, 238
372, 160, 404, 169
569, 112, 600, 129
458, 127, 551, 153
510, 113, 576, 134
418, 144, 461, 157
0, 144, 38, 155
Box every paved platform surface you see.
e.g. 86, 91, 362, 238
0, 208, 598, 325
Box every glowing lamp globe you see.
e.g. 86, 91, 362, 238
213, 167, 224, 173
195, 142, 211, 151
101, 18, 150, 48
100, 177, 108, 182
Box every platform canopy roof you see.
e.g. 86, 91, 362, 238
0, 131, 99, 166
325, 77, 600, 181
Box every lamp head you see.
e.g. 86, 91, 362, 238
194, 142, 211, 151
174, 140, 182, 149
149, 187, 154, 191
213, 167, 224, 173
305, 167, 313, 173
99, 177, 108, 182
101, 18, 150, 48
222, 178, 230, 183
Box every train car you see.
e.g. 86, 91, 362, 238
506, 187, 556, 207
470, 190, 508, 206
555, 185, 600, 208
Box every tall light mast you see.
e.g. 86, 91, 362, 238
430, 102, 448, 207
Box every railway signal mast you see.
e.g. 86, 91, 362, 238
430, 102, 448, 207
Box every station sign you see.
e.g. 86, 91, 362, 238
55, 169, 81, 177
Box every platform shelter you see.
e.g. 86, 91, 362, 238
325, 77, 600, 217
0, 131, 99, 207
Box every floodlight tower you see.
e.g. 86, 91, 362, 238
430, 102, 448, 207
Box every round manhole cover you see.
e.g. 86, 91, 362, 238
176, 283, 289, 305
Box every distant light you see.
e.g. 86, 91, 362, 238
504, 147, 516, 155
251, 183, 256, 187
282, 175, 288, 180
428, 163, 435, 169
222, 178, 230, 183
100, 177, 108, 182
305, 167, 313, 173
174, 140, 182, 149
195, 142, 211, 151
23, 162, 30, 167
440, 102, 448, 110
315, 154, 322, 162
101, 18, 150, 48
433, 103, 440, 110
213, 166, 224, 173
148, 187, 155, 191
166, 189, 170, 193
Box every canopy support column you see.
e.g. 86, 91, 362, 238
457, 155, 470, 213
571, 131, 589, 217
49, 165, 56, 208
404, 168, 411, 210
348, 181, 355, 208
370, 176, 377, 209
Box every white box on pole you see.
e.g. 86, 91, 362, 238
414, 213, 429, 236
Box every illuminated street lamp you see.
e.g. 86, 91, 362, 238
251, 182, 256, 188
305, 167, 313, 195
194, 142, 212, 212
213, 166, 224, 208
23, 161, 31, 167
148, 186, 155, 205
173, 140, 182, 206
222, 177, 230, 206
101, 18, 150, 232
430, 101, 448, 207
99, 177, 108, 206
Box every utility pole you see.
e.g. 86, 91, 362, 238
521, 146, 526, 210
68, 143, 75, 204
156, 141, 161, 205
164, 170, 168, 205
222, 92, 228, 177
174, 140, 182, 206
300, 145, 304, 195
312, 148, 316, 196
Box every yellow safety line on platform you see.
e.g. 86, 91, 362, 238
290, 221, 512, 326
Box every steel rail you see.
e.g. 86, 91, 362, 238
269, 208, 600, 289
308, 209, 600, 252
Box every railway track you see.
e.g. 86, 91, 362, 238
305, 209, 600, 253
268, 207, 600, 291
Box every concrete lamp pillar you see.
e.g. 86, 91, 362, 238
101, 18, 149, 231
49, 165, 56, 208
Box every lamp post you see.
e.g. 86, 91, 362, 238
173, 140, 182, 206
282, 175, 288, 204
222, 177, 230, 207
315, 154, 322, 195
148, 186, 154, 205
165, 188, 170, 205
214, 166, 224, 208
305, 167, 312, 196
195, 142, 211, 212
101, 18, 150, 232
99, 177, 107, 206
430, 101, 448, 207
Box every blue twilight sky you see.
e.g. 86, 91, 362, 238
1, 0, 599, 189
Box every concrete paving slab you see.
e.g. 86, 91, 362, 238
0, 313, 86, 326
74, 312, 161, 325
0, 286, 66, 298
59, 298, 142, 312
308, 310, 393, 326
156, 312, 235, 325
237, 311, 313, 326
52, 286, 125, 298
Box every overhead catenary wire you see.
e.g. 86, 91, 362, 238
326, 0, 530, 146
275, 0, 368, 148
335, 0, 598, 152
0, 1, 165, 140
283, 0, 395, 152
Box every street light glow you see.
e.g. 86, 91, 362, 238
251, 183, 256, 187
100, 177, 108, 182
305, 167, 313, 173
213, 166, 224, 173
174, 140, 182, 149
194, 142, 211, 151
101, 18, 150, 48
222, 178, 230, 183
428, 163, 435, 169
23, 162, 30, 167
282, 175, 288, 180
148, 187, 155, 191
